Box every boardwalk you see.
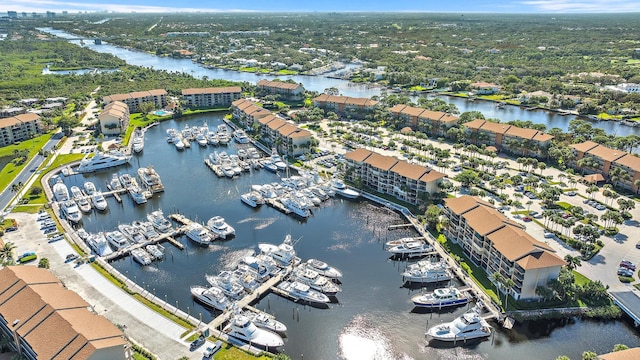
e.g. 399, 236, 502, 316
102, 230, 185, 261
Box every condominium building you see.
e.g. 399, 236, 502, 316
103, 89, 167, 112
463, 119, 554, 157
343, 148, 446, 204
98, 101, 129, 136
0, 113, 42, 147
231, 99, 272, 129
181, 86, 242, 108
256, 80, 305, 100
388, 104, 459, 135
443, 196, 565, 299
570, 140, 640, 191
0, 266, 127, 360
313, 94, 378, 120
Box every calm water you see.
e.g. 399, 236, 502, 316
39, 27, 639, 137
52, 113, 640, 360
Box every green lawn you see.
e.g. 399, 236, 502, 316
277, 69, 299, 75
213, 346, 271, 360
0, 133, 53, 192
573, 271, 590, 286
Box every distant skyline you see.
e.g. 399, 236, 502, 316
2, 0, 640, 14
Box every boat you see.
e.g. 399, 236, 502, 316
231, 267, 260, 293
132, 128, 145, 153
270, 149, 287, 170
76, 228, 90, 241
280, 196, 311, 218
91, 191, 108, 211
137, 221, 160, 239
146, 244, 164, 260
240, 191, 265, 208
190, 285, 230, 311
258, 234, 299, 267
77, 151, 131, 173
221, 162, 236, 178
496, 102, 506, 109
310, 187, 329, 201
401, 260, 452, 283
175, 139, 185, 150
242, 311, 287, 334
305, 258, 343, 280
207, 132, 219, 145
330, 178, 360, 199
233, 129, 250, 144
83, 181, 97, 196
276, 280, 330, 304
71, 186, 92, 213
52, 178, 70, 202
118, 224, 145, 244
105, 230, 130, 250
223, 313, 285, 350
386, 240, 434, 257
291, 266, 342, 296
426, 307, 492, 342
147, 210, 173, 233
217, 133, 230, 145
129, 186, 148, 205
300, 189, 321, 206
86, 233, 113, 257
137, 166, 164, 193
253, 184, 277, 199
206, 216, 235, 238
206, 272, 246, 300
185, 223, 212, 245
412, 286, 470, 309
385, 237, 418, 250
237, 148, 248, 159
109, 173, 123, 191
240, 256, 278, 281
197, 133, 208, 147
61, 200, 82, 224
119, 173, 134, 190
131, 248, 153, 265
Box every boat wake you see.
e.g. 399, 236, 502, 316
338, 314, 410, 360
236, 217, 278, 230
218, 248, 255, 270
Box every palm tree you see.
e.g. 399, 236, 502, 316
0, 242, 17, 265
564, 254, 582, 270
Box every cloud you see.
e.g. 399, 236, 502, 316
521, 0, 640, 12
0, 0, 250, 13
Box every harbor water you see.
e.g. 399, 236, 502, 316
57, 113, 640, 360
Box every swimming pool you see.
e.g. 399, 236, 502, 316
154, 110, 171, 116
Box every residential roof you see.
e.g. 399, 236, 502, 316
364, 152, 398, 171
258, 114, 279, 125
14, 113, 40, 123
471, 81, 498, 88
104, 89, 166, 103
277, 123, 299, 137
570, 141, 599, 154
444, 196, 491, 215
419, 169, 447, 183
587, 145, 626, 162
399, 106, 425, 117
147, 89, 168, 96
232, 98, 249, 107
389, 104, 407, 114
504, 126, 539, 140
533, 132, 554, 142
463, 119, 487, 130
257, 79, 302, 90
182, 86, 242, 95
417, 109, 459, 123
462, 206, 506, 236
391, 161, 427, 180
266, 118, 287, 130
488, 224, 554, 262
313, 95, 377, 107
598, 347, 640, 360
583, 173, 606, 183
287, 129, 311, 139
237, 101, 255, 111
516, 250, 566, 270
614, 154, 640, 172
344, 148, 373, 162
479, 121, 510, 134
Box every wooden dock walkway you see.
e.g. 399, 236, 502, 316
265, 198, 291, 214
102, 230, 185, 261
204, 159, 225, 177
387, 223, 414, 230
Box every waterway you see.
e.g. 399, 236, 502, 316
53, 113, 640, 360
39, 27, 640, 137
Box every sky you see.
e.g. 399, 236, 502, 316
2, 0, 640, 14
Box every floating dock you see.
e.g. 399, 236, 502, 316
265, 199, 292, 214
102, 230, 185, 262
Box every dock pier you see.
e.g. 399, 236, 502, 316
102, 230, 185, 262
265, 198, 291, 214
387, 223, 414, 230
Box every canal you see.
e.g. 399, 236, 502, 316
53, 113, 640, 360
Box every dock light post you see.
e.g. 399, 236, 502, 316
164, 294, 167, 308
187, 306, 190, 319
175, 300, 178, 314
153, 288, 155, 300
199, 312, 202, 326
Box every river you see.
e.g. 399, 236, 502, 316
39, 27, 640, 138
52, 113, 640, 360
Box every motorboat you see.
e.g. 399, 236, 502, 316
61, 200, 82, 224
270, 149, 287, 170
206, 272, 246, 300
412, 286, 470, 309
146, 244, 164, 260
137, 166, 164, 193
91, 191, 108, 211
86, 232, 113, 257
109, 173, 123, 191
185, 223, 212, 245
221, 162, 236, 178
71, 186, 92, 213
217, 133, 230, 145
190, 285, 230, 311
182, 124, 193, 140
132, 128, 145, 153
233, 129, 250, 144
300, 189, 321, 206
118, 224, 145, 244
131, 248, 153, 266
426, 308, 492, 342
231, 267, 260, 293
105, 230, 130, 250
330, 178, 360, 199
196, 133, 208, 147
77, 151, 131, 173
83, 181, 97, 196
280, 196, 311, 218
147, 210, 173, 233
401, 260, 452, 283
311, 187, 329, 200
385, 237, 418, 250
240, 191, 265, 208
207, 132, 219, 145
254, 184, 277, 199
223, 313, 285, 350
129, 186, 148, 205
52, 178, 69, 202
305, 258, 343, 280
237, 148, 248, 159
242, 311, 287, 334
387, 240, 434, 257
276, 280, 330, 304
261, 160, 278, 172
119, 173, 134, 190
76, 228, 90, 241
175, 139, 185, 150
249, 148, 261, 159
240, 255, 278, 281
206, 216, 235, 238
137, 221, 160, 239
258, 234, 299, 267
290, 266, 342, 296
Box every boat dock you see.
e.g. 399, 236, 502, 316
265, 198, 292, 214
102, 230, 185, 261
204, 159, 225, 177
168, 213, 220, 241
387, 223, 414, 230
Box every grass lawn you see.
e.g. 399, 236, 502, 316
573, 271, 591, 286
277, 69, 299, 75
0, 133, 53, 191
478, 94, 506, 101
596, 113, 622, 120
556, 201, 572, 210
213, 346, 271, 360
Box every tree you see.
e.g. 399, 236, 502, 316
564, 255, 581, 270
0, 242, 17, 265
581, 351, 597, 360
612, 344, 629, 352
29, 186, 43, 197
454, 169, 479, 188
556, 356, 571, 360
424, 205, 442, 230
57, 114, 80, 136
38, 258, 50, 269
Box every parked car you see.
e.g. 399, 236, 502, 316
544, 231, 555, 238
190, 335, 206, 351
203, 340, 223, 359
522, 217, 533, 222
620, 260, 636, 271
566, 191, 577, 196
618, 267, 634, 277
18, 252, 37, 264
636, 241, 640, 249
596, 204, 606, 211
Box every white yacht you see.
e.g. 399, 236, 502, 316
412, 287, 470, 309
402, 260, 452, 283
301, 189, 321, 206
137, 221, 160, 239
118, 224, 145, 244
291, 266, 342, 296
206, 216, 235, 238
109, 173, 123, 191
119, 173, 135, 190
196, 133, 208, 147
224, 313, 285, 350
240, 256, 277, 282
132, 128, 145, 153
71, 186, 92, 213
311, 187, 329, 200
146, 244, 164, 260
240, 191, 265, 208
185, 223, 212, 245
387, 240, 434, 257
131, 248, 153, 266
86, 233, 113, 257
175, 139, 185, 151
242, 311, 287, 334
105, 230, 130, 250
190, 285, 230, 311
83, 181, 97, 196
233, 129, 250, 144
330, 178, 360, 199
426, 308, 492, 342
76, 228, 90, 241
217, 133, 230, 145
147, 210, 173, 233
305, 259, 343, 280
280, 196, 311, 218
276, 280, 330, 304
129, 186, 148, 205
61, 200, 82, 224
77, 151, 131, 173
261, 160, 278, 172
253, 184, 277, 199
207, 132, 219, 145
137, 166, 164, 193
220, 162, 235, 178
270, 149, 287, 171
91, 191, 108, 211
52, 178, 69, 202
231, 267, 260, 293
206, 272, 246, 300
258, 235, 299, 267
